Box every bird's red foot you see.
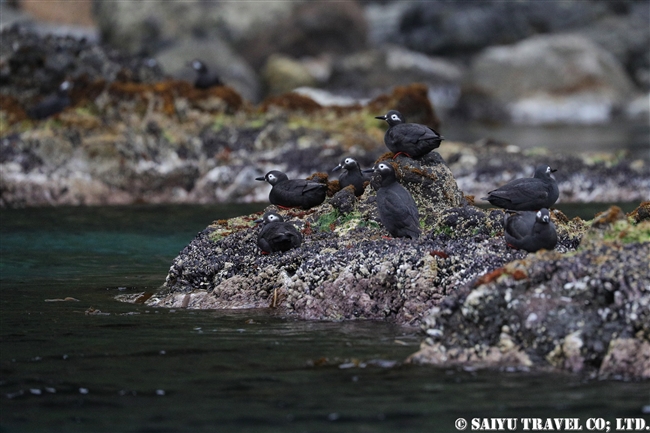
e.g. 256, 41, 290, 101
392, 152, 412, 159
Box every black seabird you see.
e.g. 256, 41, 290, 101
332, 157, 368, 197
504, 208, 557, 252
27, 81, 71, 120
255, 170, 327, 210
363, 162, 421, 239
375, 110, 443, 158
255, 212, 302, 254
188, 59, 223, 89
482, 164, 559, 211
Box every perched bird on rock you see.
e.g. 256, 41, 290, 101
332, 157, 368, 197
256, 212, 302, 254
363, 162, 421, 239
375, 110, 443, 158
504, 208, 557, 252
255, 170, 327, 210
188, 59, 223, 89
483, 164, 559, 211
27, 81, 71, 120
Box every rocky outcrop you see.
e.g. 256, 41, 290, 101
408, 211, 650, 379
146, 154, 476, 325
0, 74, 444, 206
134, 194, 650, 380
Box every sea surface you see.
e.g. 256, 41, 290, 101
1, 204, 648, 433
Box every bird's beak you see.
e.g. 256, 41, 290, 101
255, 176, 265, 181
361, 168, 375, 174
551, 169, 557, 173
254, 218, 263, 224
374, 115, 386, 120
332, 165, 342, 172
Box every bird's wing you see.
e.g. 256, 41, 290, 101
504, 212, 534, 240
389, 124, 440, 144
381, 188, 420, 231
257, 227, 273, 252
301, 181, 327, 194
276, 180, 319, 196
269, 224, 302, 247
487, 181, 549, 206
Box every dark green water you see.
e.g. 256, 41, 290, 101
1, 204, 648, 433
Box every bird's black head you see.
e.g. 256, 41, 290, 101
375, 110, 404, 127
255, 170, 288, 186
333, 157, 359, 172
534, 164, 557, 180
536, 208, 551, 224
363, 162, 398, 187
264, 212, 285, 224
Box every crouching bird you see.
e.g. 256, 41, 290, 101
483, 165, 559, 211
504, 208, 557, 252
255, 170, 327, 209
256, 212, 302, 254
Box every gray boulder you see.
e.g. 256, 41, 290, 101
469, 34, 636, 124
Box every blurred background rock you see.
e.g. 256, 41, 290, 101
2, 0, 648, 124
1, 0, 648, 207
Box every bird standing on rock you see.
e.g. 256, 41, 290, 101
256, 212, 302, 254
332, 157, 368, 197
188, 59, 223, 89
504, 208, 557, 252
27, 81, 71, 120
482, 164, 559, 211
363, 162, 421, 239
255, 170, 327, 210
375, 110, 443, 159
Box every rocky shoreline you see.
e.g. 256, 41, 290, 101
2, 76, 649, 207
124, 149, 649, 378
